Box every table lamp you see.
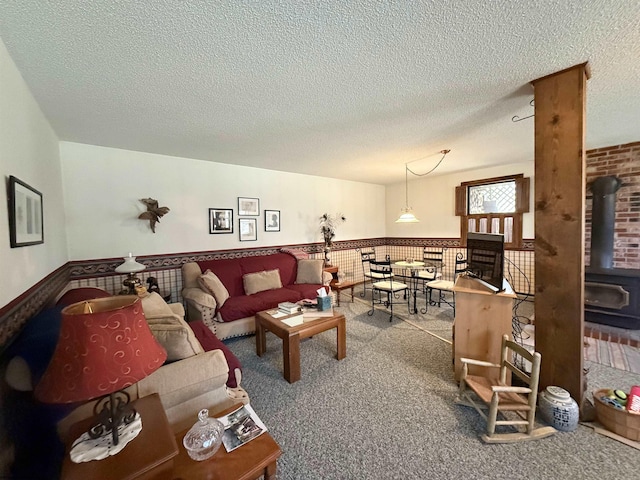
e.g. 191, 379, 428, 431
35, 296, 167, 448
115, 253, 146, 295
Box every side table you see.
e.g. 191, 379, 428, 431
172, 403, 282, 480
61, 393, 178, 480
323, 265, 339, 282
324, 265, 359, 306
331, 280, 358, 306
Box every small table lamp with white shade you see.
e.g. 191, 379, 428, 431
115, 253, 146, 295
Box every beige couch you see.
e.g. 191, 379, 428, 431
5, 293, 249, 438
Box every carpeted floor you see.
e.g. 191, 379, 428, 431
225, 297, 640, 480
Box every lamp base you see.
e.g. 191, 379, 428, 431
89, 391, 136, 446
70, 412, 142, 463
119, 274, 142, 295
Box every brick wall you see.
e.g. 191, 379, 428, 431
586, 141, 640, 269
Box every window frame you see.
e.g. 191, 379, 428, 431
455, 174, 530, 249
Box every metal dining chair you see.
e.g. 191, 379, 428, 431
367, 259, 409, 321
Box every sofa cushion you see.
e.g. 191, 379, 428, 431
188, 320, 242, 388
219, 288, 303, 322
197, 270, 230, 308
243, 269, 282, 295
147, 316, 204, 362
295, 258, 324, 284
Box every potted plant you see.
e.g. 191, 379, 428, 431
319, 213, 346, 264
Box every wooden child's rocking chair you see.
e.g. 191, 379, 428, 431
457, 334, 556, 443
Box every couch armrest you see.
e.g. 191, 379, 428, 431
182, 287, 217, 309
168, 302, 185, 318
136, 349, 229, 408
182, 262, 203, 289
323, 271, 333, 286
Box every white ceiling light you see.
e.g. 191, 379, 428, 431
396, 150, 451, 223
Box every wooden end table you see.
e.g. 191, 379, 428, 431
61, 393, 178, 480
331, 280, 359, 306
255, 309, 346, 383
172, 404, 281, 480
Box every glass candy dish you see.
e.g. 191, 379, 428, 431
183, 409, 224, 461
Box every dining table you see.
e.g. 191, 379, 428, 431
391, 260, 426, 314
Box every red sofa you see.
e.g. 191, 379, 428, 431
181, 253, 330, 340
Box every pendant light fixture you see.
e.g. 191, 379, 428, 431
396, 149, 451, 223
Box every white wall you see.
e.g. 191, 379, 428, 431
385, 162, 535, 238
60, 142, 386, 260
0, 38, 67, 309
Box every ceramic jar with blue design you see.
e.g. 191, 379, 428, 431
538, 386, 579, 432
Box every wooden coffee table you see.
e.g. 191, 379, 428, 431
255, 309, 346, 383
173, 403, 281, 480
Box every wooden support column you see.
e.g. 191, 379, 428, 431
532, 63, 589, 409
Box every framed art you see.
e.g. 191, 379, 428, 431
264, 210, 280, 232
9, 175, 44, 248
238, 197, 259, 216
209, 208, 233, 234
239, 218, 257, 241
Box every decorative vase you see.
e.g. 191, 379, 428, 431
538, 386, 579, 432
324, 245, 331, 264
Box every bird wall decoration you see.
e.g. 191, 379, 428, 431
138, 198, 170, 233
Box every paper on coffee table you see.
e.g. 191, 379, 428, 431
281, 314, 304, 327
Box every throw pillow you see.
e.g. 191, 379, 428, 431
140, 292, 175, 318
295, 259, 324, 284
243, 269, 282, 295
280, 247, 309, 260
198, 270, 230, 308
147, 315, 204, 362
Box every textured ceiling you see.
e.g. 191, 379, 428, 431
1, 1, 639, 185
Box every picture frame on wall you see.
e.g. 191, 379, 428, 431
239, 218, 257, 241
238, 197, 259, 216
209, 208, 233, 234
264, 210, 280, 232
8, 175, 44, 248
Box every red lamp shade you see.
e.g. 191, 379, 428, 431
35, 296, 167, 404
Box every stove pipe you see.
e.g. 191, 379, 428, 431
589, 175, 622, 269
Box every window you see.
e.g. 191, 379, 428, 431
455, 174, 530, 248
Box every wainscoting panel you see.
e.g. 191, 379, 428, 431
0, 237, 534, 350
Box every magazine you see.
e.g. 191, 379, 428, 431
217, 404, 267, 452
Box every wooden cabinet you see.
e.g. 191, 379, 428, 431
453, 276, 516, 382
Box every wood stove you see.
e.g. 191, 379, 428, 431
584, 176, 640, 329
585, 267, 640, 329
